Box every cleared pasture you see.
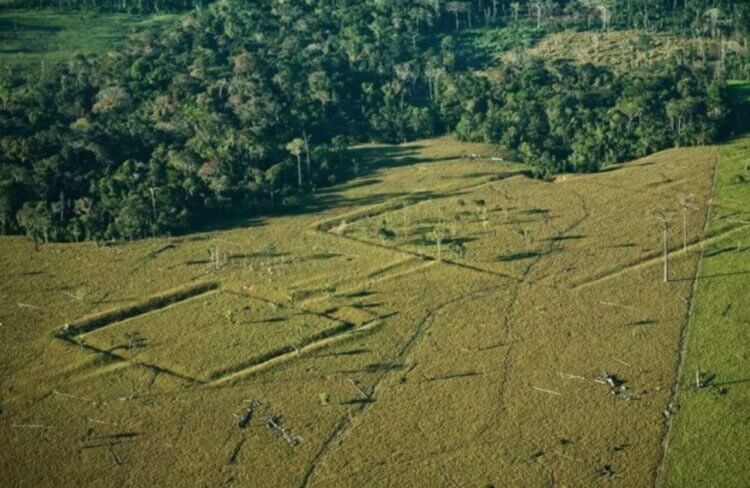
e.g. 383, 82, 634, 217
0, 9, 177, 70
505, 29, 729, 74
0, 135, 745, 486
661, 109, 750, 485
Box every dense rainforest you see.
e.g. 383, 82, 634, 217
0, 0, 748, 242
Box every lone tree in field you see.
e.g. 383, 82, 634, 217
335, 219, 348, 236
207, 241, 223, 272
432, 221, 448, 261
474, 199, 489, 232
656, 212, 672, 283
377, 220, 397, 245
519, 227, 533, 250
449, 240, 467, 259
679, 193, 699, 253
288, 288, 302, 309
286, 138, 305, 189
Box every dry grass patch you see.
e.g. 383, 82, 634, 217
0, 136, 731, 487
504, 30, 729, 73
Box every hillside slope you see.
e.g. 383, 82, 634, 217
1, 137, 733, 486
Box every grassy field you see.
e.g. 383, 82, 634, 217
661, 83, 750, 487
0, 9, 177, 70
2, 131, 744, 485
453, 23, 544, 69
504, 29, 727, 73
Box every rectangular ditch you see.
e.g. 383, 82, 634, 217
58, 281, 220, 337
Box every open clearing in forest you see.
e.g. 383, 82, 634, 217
504, 29, 733, 74
0, 9, 177, 70
1, 134, 748, 486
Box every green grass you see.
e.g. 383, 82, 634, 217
727, 80, 750, 134
0, 9, 178, 71
662, 83, 750, 487
454, 23, 544, 69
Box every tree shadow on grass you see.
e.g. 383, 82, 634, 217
186, 250, 291, 266
422, 371, 482, 383
0, 18, 63, 36
340, 398, 375, 405
496, 251, 541, 262
338, 363, 404, 374
519, 208, 549, 215
624, 319, 658, 327
704, 247, 738, 259
606, 243, 637, 249
302, 143, 491, 214
714, 378, 750, 387
542, 235, 585, 242
342, 290, 377, 299
672, 270, 750, 282
154, 143, 513, 238
316, 348, 370, 358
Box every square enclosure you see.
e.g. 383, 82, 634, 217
80, 290, 346, 382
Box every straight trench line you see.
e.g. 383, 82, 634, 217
309, 172, 526, 281
572, 223, 748, 290
296, 257, 437, 309
583, 178, 694, 202
52, 172, 530, 391
310, 172, 526, 233
653, 151, 720, 487
205, 319, 385, 387
323, 229, 519, 281
57, 335, 204, 384
75, 288, 221, 339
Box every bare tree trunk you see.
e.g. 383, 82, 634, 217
536, 5, 541, 29
682, 210, 688, 253
303, 131, 312, 180
149, 187, 157, 222
663, 227, 669, 283
297, 155, 302, 189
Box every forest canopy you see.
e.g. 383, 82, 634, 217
0, 0, 745, 242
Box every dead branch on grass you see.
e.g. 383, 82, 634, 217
108, 444, 124, 466
53, 389, 94, 403
599, 301, 637, 311
611, 357, 633, 368
227, 439, 245, 465
531, 386, 562, 396
237, 400, 255, 429
62, 291, 84, 302
87, 418, 117, 425
558, 372, 586, 380
266, 414, 301, 446
346, 377, 370, 400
